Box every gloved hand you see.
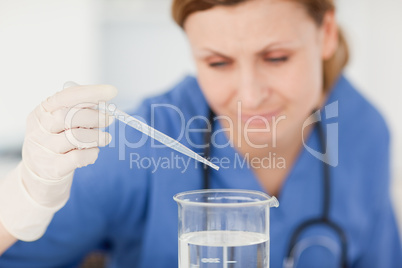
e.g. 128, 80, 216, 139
0, 83, 117, 241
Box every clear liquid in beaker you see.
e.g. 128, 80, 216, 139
179, 230, 269, 268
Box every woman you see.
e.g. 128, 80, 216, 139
0, 0, 401, 267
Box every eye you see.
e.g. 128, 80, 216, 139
209, 62, 228, 67
265, 56, 288, 63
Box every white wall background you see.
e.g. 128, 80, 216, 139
0, 0, 401, 230
0, 0, 102, 148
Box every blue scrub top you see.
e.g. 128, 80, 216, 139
1, 75, 401, 268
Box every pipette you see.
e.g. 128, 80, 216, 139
98, 103, 220, 171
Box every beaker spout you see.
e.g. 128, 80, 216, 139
269, 196, 279, 207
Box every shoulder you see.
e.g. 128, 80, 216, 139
329, 75, 390, 149
329, 75, 391, 194
330, 75, 391, 197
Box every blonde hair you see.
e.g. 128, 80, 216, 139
172, 0, 349, 92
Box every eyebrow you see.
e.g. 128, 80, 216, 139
194, 41, 300, 58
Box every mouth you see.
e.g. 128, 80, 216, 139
240, 108, 283, 126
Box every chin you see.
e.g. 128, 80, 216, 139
241, 132, 275, 149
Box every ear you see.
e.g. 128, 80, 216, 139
321, 10, 339, 60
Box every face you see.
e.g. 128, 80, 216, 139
185, 0, 337, 151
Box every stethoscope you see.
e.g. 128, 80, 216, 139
202, 108, 348, 268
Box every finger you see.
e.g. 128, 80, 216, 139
42, 147, 101, 178
27, 128, 112, 154
34, 106, 114, 134
64, 129, 113, 150
63, 147, 100, 170
23, 140, 101, 179
41, 84, 117, 113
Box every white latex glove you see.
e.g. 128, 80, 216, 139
0, 83, 117, 241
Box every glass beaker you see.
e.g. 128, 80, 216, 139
174, 189, 279, 268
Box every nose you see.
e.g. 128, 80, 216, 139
237, 65, 270, 109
